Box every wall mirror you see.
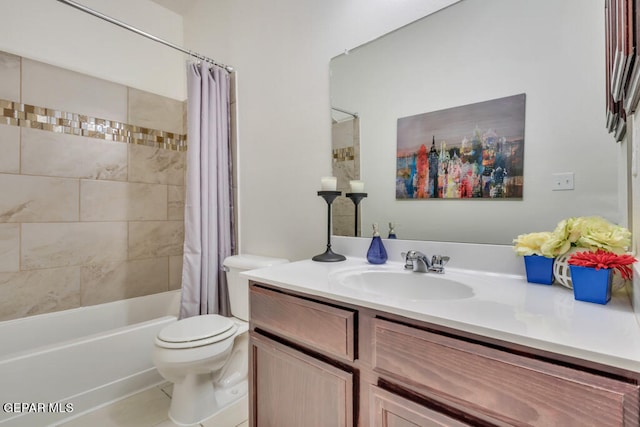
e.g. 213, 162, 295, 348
330, 0, 621, 245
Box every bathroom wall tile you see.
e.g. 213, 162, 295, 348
0, 51, 20, 102
22, 222, 128, 270
129, 144, 185, 185
21, 127, 128, 180
80, 258, 169, 306
182, 100, 187, 135
0, 124, 20, 173
0, 267, 80, 321
0, 224, 19, 273
167, 185, 185, 220
81, 180, 167, 221
22, 58, 127, 123
0, 174, 79, 222
128, 88, 184, 135
129, 221, 184, 260
332, 119, 356, 150
169, 255, 183, 290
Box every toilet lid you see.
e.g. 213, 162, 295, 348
158, 314, 235, 344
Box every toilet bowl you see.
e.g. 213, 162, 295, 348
152, 254, 288, 426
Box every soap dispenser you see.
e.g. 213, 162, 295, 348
388, 222, 397, 239
367, 223, 388, 264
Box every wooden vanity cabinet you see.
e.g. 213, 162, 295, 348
249, 284, 356, 427
249, 282, 640, 427
250, 332, 354, 427
372, 319, 640, 427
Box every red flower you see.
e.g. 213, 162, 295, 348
568, 249, 637, 280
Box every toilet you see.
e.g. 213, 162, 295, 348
153, 254, 288, 426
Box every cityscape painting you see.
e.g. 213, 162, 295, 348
396, 94, 525, 200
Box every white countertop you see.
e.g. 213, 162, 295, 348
243, 257, 640, 373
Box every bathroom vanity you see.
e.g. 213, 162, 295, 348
245, 257, 640, 426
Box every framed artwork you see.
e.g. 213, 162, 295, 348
606, 0, 636, 140
396, 94, 525, 200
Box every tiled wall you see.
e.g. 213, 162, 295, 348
0, 50, 187, 321
332, 118, 361, 237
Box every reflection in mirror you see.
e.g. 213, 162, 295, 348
330, 0, 621, 245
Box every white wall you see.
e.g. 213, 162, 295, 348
0, 0, 185, 101
185, 0, 623, 258
184, 0, 460, 261
331, 0, 620, 244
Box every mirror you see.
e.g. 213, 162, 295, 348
330, 0, 621, 245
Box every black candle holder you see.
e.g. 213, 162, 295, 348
346, 192, 368, 237
312, 191, 346, 262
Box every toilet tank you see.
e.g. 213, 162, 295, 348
223, 254, 288, 321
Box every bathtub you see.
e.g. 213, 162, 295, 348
0, 290, 181, 427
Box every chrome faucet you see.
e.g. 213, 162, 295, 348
402, 251, 449, 274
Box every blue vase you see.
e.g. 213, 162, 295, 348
523, 255, 554, 285
569, 265, 612, 304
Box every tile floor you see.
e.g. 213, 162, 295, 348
56, 383, 248, 427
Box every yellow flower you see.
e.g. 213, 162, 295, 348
575, 216, 630, 254
513, 232, 554, 257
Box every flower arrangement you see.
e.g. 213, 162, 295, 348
513, 216, 631, 258
567, 250, 637, 280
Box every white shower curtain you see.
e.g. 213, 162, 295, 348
180, 61, 234, 319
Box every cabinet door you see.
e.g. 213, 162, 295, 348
373, 319, 640, 427
370, 386, 472, 427
250, 332, 353, 427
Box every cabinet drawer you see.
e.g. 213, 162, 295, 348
373, 319, 639, 427
250, 284, 355, 361
370, 385, 471, 427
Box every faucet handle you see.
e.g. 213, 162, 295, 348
402, 251, 414, 270
429, 255, 450, 273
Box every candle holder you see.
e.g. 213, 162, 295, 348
312, 191, 346, 262
346, 192, 368, 237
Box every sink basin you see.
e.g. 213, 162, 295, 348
330, 267, 474, 301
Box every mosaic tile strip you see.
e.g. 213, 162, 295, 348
0, 99, 187, 151
333, 146, 355, 162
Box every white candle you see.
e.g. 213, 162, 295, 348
320, 176, 337, 191
349, 180, 365, 193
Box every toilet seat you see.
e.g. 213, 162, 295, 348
156, 314, 238, 349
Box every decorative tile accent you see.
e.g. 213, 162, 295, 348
0, 98, 187, 151
332, 146, 355, 162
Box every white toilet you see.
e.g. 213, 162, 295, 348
153, 254, 288, 426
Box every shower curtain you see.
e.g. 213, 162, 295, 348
180, 61, 234, 319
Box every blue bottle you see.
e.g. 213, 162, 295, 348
388, 222, 397, 239
367, 223, 388, 264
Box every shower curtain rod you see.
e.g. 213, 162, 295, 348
331, 106, 358, 118
56, 0, 234, 72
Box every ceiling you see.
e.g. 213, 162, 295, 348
150, 0, 196, 15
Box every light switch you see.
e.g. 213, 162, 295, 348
552, 172, 574, 191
